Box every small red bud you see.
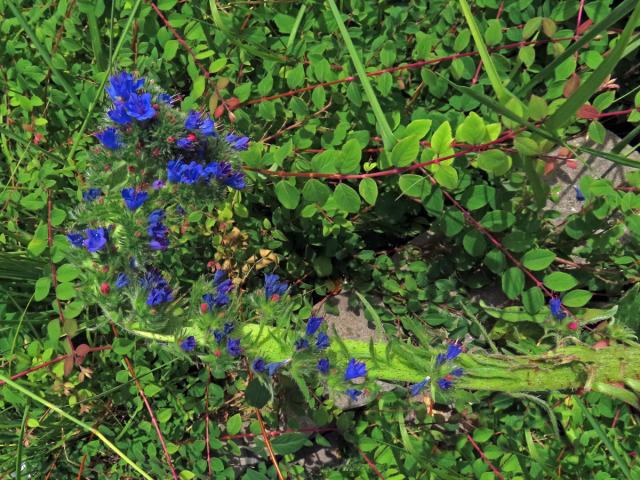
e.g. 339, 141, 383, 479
187, 133, 197, 142
200, 303, 208, 314
214, 350, 221, 357
167, 136, 175, 143
153, 103, 159, 109
127, 165, 135, 173
103, 164, 111, 172
270, 294, 280, 302
101, 266, 109, 273
568, 321, 578, 330
152, 148, 161, 157
134, 231, 141, 238
100, 283, 110, 294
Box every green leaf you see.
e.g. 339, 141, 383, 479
476, 150, 512, 176
399, 174, 431, 198
473, 428, 494, 443
543, 272, 578, 292
56, 264, 81, 282
502, 267, 525, 300
433, 165, 458, 189
28, 223, 49, 257
333, 184, 361, 213
275, 180, 300, 210
514, 135, 541, 156
455, 112, 485, 145
340, 139, 362, 173
562, 290, 593, 308
430, 121, 453, 155
270, 433, 308, 455
522, 287, 545, 314
55, 282, 76, 301
34, 277, 51, 301
404, 119, 432, 139
528, 95, 548, 121
522, 249, 556, 271
359, 178, 378, 205
480, 211, 515, 232
391, 135, 420, 167
226, 413, 242, 435
245, 378, 271, 408
302, 179, 331, 205
463, 230, 487, 257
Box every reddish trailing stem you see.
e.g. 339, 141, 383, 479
355, 446, 386, 480
467, 433, 505, 480
110, 322, 179, 480
472, 1, 504, 85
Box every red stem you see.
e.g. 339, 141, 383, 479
577, 0, 586, 35
220, 427, 338, 441
467, 433, 505, 480
110, 323, 179, 480
355, 446, 386, 480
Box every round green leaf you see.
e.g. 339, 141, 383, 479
275, 180, 300, 210
477, 150, 512, 176
522, 248, 556, 271
302, 179, 331, 204
333, 184, 361, 213
398, 174, 431, 198
562, 289, 593, 307
463, 230, 486, 257
245, 378, 272, 409
434, 164, 459, 189
502, 267, 525, 300
543, 272, 578, 292
522, 286, 544, 314
57, 264, 81, 282
480, 210, 515, 232
391, 135, 419, 167
34, 277, 51, 301
359, 178, 378, 205
55, 282, 76, 301
226, 413, 243, 435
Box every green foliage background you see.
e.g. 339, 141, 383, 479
1, 0, 640, 478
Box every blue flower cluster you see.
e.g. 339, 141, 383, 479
95, 127, 122, 150
115, 272, 129, 288
106, 72, 155, 126
549, 297, 566, 320
227, 338, 242, 357
121, 188, 148, 211
82, 188, 103, 202
181, 336, 196, 352
294, 316, 330, 352
344, 358, 367, 400
252, 357, 291, 376
225, 133, 250, 151
264, 273, 288, 301
185, 110, 216, 137
67, 227, 109, 253
434, 342, 464, 391
140, 268, 174, 306
213, 322, 235, 344
148, 209, 169, 251
166, 159, 245, 190
203, 270, 234, 311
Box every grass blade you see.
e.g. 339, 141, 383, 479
87, 11, 107, 71
5, 0, 82, 109
545, 2, 640, 132
574, 396, 634, 480
15, 401, 29, 480
287, 4, 307, 53
64, 0, 143, 167
0, 373, 154, 480
458, 0, 508, 103
326, 0, 395, 150
518, 0, 637, 97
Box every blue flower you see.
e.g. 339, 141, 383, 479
82, 188, 103, 202
148, 209, 165, 225
223, 172, 246, 190
157, 93, 173, 104
437, 378, 453, 390
264, 273, 288, 301
204, 161, 232, 181
121, 188, 148, 210
225, 133, 250, 151
67, 232, 84, 248
83, 228, 108, 252
451, 367, 464, 377
213, 270, 227, 286
176, 137, 193, 149
549, 297, 566, 320
181, 336, 196, 352
305, 316, 323, 336
445, 343, 462, 362
95, 128, 122, 149
213, 330, 225, 344
203, 292, 230, 309
227, 338, 242, 357
575, 186, 585, 202
167, 160, 185, 183
175, 205, 186, 216
148, 210, 169, 250
147, 285, 174, 306
106, 71, 144, 102
107, 103, 132, 125
180, 162, 204, 184
152, 179, 165, 190
435, 353, 446, 367
139, 268, 167, 290
344, 358, 367, 381
115, 273, 129, 288
409, 377, 431, 397
185, 110, 216, 137
252, 357, 266, 372
295, 338, 309, 351
316, 332, 330, 350
266, 360, 289, 376
124, 93, 156, 121
317, 358, 330, 374
345, 389, 362, 401
223, 323, 234, 335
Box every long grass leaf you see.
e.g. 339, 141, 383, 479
5, 0, 82, 109
15, 401, 29, 480
574, 396, 634, 480
326, 0, 395, 150
545, 3, 640, 132
458, 0, 508, 103
64, 0, 143, 167
287, 4, 307, 53
87, 11, 107, 71
518, 0, 637, 97
0, 373, 154, 480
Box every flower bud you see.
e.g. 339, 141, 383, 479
200, 303, 208, 314
567, 321, 578, 330
100, 283, 110, 295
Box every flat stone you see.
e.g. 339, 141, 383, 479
316, 292, 385, 342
